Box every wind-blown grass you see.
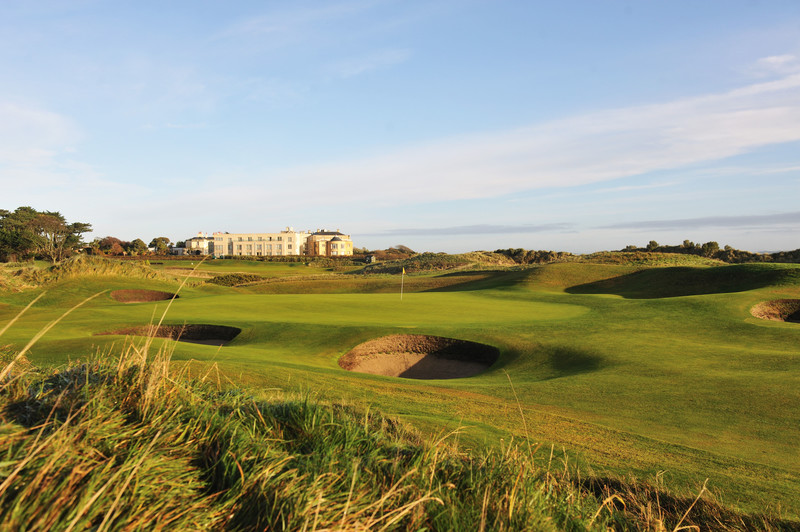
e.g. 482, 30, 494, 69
0, 341, 617, 531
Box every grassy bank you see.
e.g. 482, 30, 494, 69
1, 343, 795, 530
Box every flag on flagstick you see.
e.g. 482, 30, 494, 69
400, 266, 405, 300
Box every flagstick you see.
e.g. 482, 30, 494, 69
400, 268, 405, 301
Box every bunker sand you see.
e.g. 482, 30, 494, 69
97, 324, 241, 346
110, 289, 178, 303
339, 334, 499, 379
751, 299, 800, 323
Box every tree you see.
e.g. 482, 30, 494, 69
0, 207, 39, 261
646, 240, 659, 251
701, 241, 720, 257
149, 237, 172, 254
0, 207, 91, 263
97, 236, 126, 255
126, 238, 148, 255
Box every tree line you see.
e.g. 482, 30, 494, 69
621, 240, 800, 263
0, 206, 91, 263
86, 236, 173, 256
1, 206, 174, 262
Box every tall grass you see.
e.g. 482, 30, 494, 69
0, 341, 610, 530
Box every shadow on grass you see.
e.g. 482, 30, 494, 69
566, 264, 800, 299
545, 346, 606, 379
499, 344, 607, 381
423, 270, 529, 292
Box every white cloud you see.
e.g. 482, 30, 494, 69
753, 54, 800, 76
217, 69, 800, 207
0, 103, 79, 168
327, 48, 411, 78
215, 0, 383, 42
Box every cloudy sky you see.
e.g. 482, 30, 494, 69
2, 0, 799, 253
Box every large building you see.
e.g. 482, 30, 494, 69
185, 232, 214, 255
191, 227, 355, 258
211, 228, 309, 258
306, 230, 354, 257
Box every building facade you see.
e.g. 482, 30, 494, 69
185, 232, 214, 255
211, 228, 309, 258
305, 230, 354, 257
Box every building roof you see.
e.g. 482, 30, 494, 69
330, 236, 343, 242
312, 230, 345, 236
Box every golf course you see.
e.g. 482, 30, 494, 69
1, 254, 799, 528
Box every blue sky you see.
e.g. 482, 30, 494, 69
1, 0, 799, 253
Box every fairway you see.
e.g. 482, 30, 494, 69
1, 260, 799, 519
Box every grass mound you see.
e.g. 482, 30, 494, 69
580, 251, 723, 267
751, 299, 800, 322
567, 263, 800, 299
363, 251, 516, 274
23, 255, 161, 285
339, 334, 500, 379
110, 289, 177, 303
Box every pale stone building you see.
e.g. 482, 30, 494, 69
185, 232, 214, 255
211, 228, 310, 258
305, 230, 354, 257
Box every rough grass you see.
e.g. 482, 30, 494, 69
363, 251, 517, 274
1, 343, 795, 530
0, 346, 607, 531
206, 272, 266, 286
20, 256, 162, 286
579, 251, 724, 267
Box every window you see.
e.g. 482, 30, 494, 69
237, 237, 242, 241
277, 237, 283, 241
288, 244, 292, 249
248, 237, 253, 241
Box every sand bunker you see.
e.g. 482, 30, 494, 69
110, 290, 178, 303
98, 324, 241, 346
339, 334, 499, 379
750, 299, 800, 323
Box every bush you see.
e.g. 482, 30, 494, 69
206, 273, 265, 286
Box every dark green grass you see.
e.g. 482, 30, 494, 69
567, 263, 800, 298
1, 261, 799, 519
